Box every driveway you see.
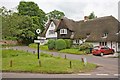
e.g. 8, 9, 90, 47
2, 46, 119, 78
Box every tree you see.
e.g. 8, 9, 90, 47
47, 10, 65, 20
17, 1, 47, 32
88, 12, 96, 19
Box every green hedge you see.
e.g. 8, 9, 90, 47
64, 39, 72, 48
55, 39, 67, 50
48, 39, 55, 50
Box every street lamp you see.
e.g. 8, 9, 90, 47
34, 29, 41, 59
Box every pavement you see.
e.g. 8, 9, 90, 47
2, 46, 119, 78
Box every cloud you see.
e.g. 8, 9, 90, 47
0, 0, 119, 20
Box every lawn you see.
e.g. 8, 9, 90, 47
29, 43, 48, 51
2, 49, 97, 73
59, 49, 86, 55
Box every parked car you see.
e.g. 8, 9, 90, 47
92, 46, 114, 56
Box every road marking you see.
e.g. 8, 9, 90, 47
114, 74, 120, 76
78, 74, 91, 76
96, 74, 109, 76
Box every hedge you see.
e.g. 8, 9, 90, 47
64, 39, 72, 48
55, 39, 67, 50
48, 39, 55, 50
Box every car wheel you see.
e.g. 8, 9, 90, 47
100, 53, 104, 56
112, 50, 115, 54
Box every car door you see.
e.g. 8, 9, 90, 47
101, 47, 109, 54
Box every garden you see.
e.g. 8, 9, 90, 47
29, 39, 93, 55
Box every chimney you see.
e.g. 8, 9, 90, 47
84, 16, 89, 22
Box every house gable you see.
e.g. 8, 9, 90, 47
57, 19, 72, 39
46, 21, 57, 39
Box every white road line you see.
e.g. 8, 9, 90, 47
78, 74, 91, 76
96, 74, 109, 76
114, 74, 120, 76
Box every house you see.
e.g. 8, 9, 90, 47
55, 16, 120, 52
40, 19, 59, 45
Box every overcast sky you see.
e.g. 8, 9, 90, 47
0, 0, 119, 21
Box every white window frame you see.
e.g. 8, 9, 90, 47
49, 30, 55, 35
60, 29, 67, 34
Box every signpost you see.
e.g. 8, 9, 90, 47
34, 29, 41, 59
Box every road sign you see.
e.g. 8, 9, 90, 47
34, 40, 41, 43
36, 29, 41, 34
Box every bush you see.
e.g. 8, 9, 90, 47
79, 43, 93, 51
55, 39, 67, 50
64, 39, 72, 48
48, 39, 55, 50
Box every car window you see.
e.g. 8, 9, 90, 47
94, 47, 99, 50
101, 47, 109, 49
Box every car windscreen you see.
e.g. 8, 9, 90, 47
93, 47, 99, 50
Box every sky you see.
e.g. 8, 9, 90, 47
0, 0, 120, 21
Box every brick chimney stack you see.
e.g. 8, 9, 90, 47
84, 16, 89, 22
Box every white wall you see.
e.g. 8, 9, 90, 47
46, 21, 57, 39
90, 42, 99, 47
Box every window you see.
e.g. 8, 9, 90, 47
49, 30, 55, 35
60, 29, 67, 34
99, 42, 107, 46
76, 40, 79, 44
51, 22, 54, 27
104, 33, 108, 37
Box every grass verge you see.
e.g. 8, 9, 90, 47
2, 49, 96, 73
59, 49, 86, 55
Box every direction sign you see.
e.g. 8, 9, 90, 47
34, 40, 41, 43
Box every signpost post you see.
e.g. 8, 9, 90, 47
34, 29, 41, 59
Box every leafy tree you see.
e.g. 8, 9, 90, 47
47, 10, 65, 20
88, 12, 96, 19
17, 1, 47, 32
2, 9, 39, 44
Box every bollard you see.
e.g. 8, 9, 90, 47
65, 55, 67, 59
33, 51, 35, 54
27, 50, 28, 52
10, 60, 12, 67
38, 60, 41, 67
84, 58, 87, 66
70, 61, 72, 68
81, 58, 84, 63
51, 54, 53, 57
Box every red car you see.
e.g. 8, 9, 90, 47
92, 46, 114, 56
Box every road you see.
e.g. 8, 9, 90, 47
2, 46, 119, 78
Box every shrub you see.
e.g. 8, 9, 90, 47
65, 39, 72, 48
71, 45, 80, 49
79, 43, 93, 51
48, 39, 55, 50
55, 39, 67, 50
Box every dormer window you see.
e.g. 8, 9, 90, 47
102, 33, 108, 39
60, 29, 67, 34
116, 31, 120, 35
104, 33, 108, 37
86, 33, 90, 38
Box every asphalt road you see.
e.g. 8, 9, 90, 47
2, 46, 119, 78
